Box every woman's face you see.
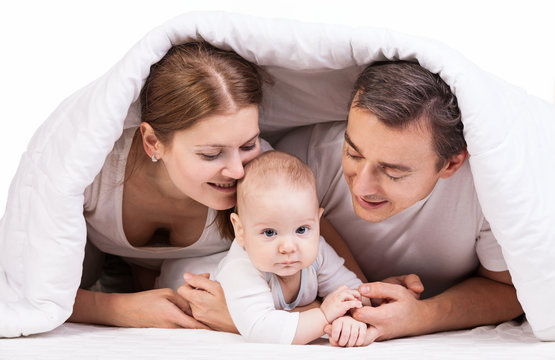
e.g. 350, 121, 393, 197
159, 105, 260, 210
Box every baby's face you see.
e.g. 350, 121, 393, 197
236, 183, 322, 279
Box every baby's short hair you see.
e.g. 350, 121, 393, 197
236, 151, 317, 212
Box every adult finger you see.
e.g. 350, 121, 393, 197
173, 311, 211, 329
183, 273, 220, 294
167, 288, 193, 316
403, 274, 425, 297
363, 325, 381, 346
358, 282, 407, 300
178, 286, 208, 310
351, 305, 387, 324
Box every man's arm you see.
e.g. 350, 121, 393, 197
350, 266, 523, 341
320, 216, 367, 282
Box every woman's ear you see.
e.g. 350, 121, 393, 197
439, 150, 468, 179
230, 213, 245, 247
140, 122, 162, 160
318, 207, 324, 219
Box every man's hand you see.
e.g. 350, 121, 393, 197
371, 274, 424, 305
320, 285, 362, 323
177, 273, 238, 333
351, 281, 430, 342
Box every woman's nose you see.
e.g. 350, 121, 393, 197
222, 151, 245, 179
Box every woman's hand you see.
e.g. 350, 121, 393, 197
69, 288, 209, 329
109, 288, 210, 329
177, 273, 238, 333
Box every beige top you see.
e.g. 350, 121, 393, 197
83, 127, 229, 269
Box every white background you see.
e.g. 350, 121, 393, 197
1, 0, 554, 216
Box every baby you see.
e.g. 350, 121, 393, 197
215, 150, 369, 346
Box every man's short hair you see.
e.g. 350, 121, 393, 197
351, 61, 466, 170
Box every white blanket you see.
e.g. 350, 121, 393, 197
1, 11, 554, 340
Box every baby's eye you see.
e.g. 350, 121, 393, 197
263, 229, 276, 237
296, 226, 308, 235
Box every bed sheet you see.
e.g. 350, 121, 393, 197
1, 319, 553, 359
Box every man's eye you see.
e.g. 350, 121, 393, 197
345, 148, 361, 160
263, 229, 276, 237
296, 226, 308, 235
386, 173, 404, 181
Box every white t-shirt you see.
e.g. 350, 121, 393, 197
276, 121, 507, 298
215, 237, 362, 344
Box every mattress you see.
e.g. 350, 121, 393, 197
2, 319, 553, 359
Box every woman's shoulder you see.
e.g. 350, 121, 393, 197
83, 127, 137, 211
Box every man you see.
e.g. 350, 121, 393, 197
276, 61, 523, 343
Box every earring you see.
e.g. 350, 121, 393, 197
151, 154, 158, 163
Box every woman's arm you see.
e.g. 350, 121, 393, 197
68, 288, 209, 329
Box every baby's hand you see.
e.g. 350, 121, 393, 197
320, 285, 362, 323
328, 316, 367, 347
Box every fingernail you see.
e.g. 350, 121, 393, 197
360, 285, 369, 293
184, 273, 191, 280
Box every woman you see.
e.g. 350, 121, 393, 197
70, 42, 267, 332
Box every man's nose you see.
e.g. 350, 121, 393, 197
352, 163, 380, 196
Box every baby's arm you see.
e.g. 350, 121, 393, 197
292, 285, 362, 344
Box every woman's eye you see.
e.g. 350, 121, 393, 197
240, 141, 258, 152
263, 229, 276, 237
199, 152, 221, 160
296, 226, 308, 235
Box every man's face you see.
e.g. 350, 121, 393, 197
342, 106, 448, 223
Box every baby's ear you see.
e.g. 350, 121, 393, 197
230, 213, 245, 247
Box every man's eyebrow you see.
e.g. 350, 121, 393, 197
378, 161, 413, 173
344, 132, 361, 154
345, 132, 413, 172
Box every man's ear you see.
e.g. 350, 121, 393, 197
140, 122, 163, 160
439, 150, 468, 179
230, 213, 245, 247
